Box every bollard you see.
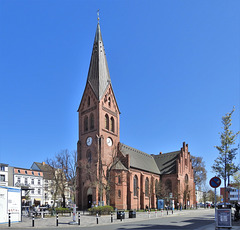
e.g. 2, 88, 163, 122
111, 212, 113, 223
56, 213, 58, 226
120, 213, 123, 221
172, 210, 173, 215
148, 210, 150, 218
8, 213, 10, 227
96, 213, 99, 224
78, 212, 80, 225
32, 213, 35, 227
167, 208, 168, 215
155, 209, 157, 218
161, 209, 163, 216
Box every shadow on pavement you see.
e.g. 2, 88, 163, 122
116, 218, 215, 229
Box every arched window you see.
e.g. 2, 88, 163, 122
110, 117, 115, 133
86, 150, 92, 163
185, 174, 188, 184
105, 114, 109, 130
118, 190, 121, 198
133, 175, 138, 197
88, 96, 90, 107
108, 97, 111, 107
165, 179, 172, 194
90, 113, 94, 130
84, 116, 88, 132
155, 179, 158, 194
145, 177, 149, 197
118, 175, 121, 184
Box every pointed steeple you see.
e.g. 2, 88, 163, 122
87, 22, 111, 100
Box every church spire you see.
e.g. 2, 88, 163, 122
87, 22, 111, 100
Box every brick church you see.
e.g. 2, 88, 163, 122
76, 22, 196, 210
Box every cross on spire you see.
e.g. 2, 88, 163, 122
97, 9, 100, 22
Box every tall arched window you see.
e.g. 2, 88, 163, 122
145, 178, 149, 197
108, 97, 111, 107
110, 117, 115, 133
90, 113, 94, 130
133, 175, 138, 197
185, 174, 188, 184
155, 179, 158, 194
84, 116, 88, 132
88, 96, 90, 107
165, 179, 172, 194
86, 150, 92, 163
105, 114, 109, 130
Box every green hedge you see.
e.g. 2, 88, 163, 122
88, 206, 114, 215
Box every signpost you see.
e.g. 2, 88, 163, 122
209, 177, 231, 229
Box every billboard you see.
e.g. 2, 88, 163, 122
0, 186, 21, 224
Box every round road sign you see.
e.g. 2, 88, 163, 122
209, 176, 221, 188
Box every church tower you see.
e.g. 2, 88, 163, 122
76, 22, 120, 209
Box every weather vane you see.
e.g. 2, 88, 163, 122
97, 9, 100, 22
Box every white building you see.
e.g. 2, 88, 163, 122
229, 187, 240, 203
9, 166, 44, 206
31, 162, 71, 207
0, 163, 9, 187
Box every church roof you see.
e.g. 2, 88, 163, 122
153, 151, 180, 175
87, 22, 111, 100
119, 143, 160, 174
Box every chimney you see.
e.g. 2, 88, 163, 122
42, 162, 45, 165
159, 152, 162, 155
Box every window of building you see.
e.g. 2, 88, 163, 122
110, 117, 115, 133
17, 177, 21, 183
38, 179, 41, 185
88, 96, 90, 107
90, 113, 94, 130
38, 189, 41, 195
185, 174, 188, 184
86, 150, 92, 163
165, 179, 172, 194
108, 97, 111, 107
32, 172, 34, 175
25, 178, 28, 185
0, 175, 5, 182
118, 175, 121, 184
145, 178, 149, 197
38, 172, 40, 176
105, 114, 109, 130
31, 189, 34, 194
155, 179, 158, 194
133, 175, 138, 197
0, 166, 5, 171
118, 190, 121, 198
18, 169, 20, 173
25, 170, 27, 174
31, 179, 34, 185
84, 116, 88, 132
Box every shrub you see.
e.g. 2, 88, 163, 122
88, 205, 114, 215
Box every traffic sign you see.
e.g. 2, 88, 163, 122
209, 176, 221, 188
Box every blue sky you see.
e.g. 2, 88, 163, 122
0, 0, 239, 188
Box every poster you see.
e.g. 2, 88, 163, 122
216, 209, 231, 228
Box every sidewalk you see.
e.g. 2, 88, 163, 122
1, 209, 240, 229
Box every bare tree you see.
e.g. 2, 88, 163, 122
46, 149, 76, 208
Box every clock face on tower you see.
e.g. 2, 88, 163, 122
106, 137, 113, 146
86, 137, 92, 146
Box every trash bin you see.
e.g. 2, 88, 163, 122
117, 210, 125, 219
129, 210, 136, 218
